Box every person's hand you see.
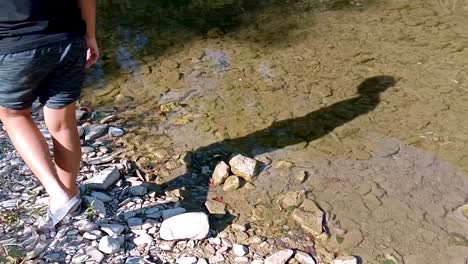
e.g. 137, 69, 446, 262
85, 37, 99, 68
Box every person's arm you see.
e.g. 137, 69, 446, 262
78, 0, 99, 68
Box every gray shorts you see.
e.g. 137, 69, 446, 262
0, 37, 87, 110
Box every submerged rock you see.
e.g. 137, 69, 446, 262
229, 154, 259, 182
282, 191, 305, 209
292, 208, 324, 236
159, 212, 210, 240
333, 256, 357, 264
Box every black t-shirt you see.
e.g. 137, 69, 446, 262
0, 0, 86, 55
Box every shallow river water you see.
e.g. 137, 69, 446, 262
83, 0, 468, 263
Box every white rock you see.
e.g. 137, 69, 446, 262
129, 185, 147, 196
234, 256, 250, 263
333, 256, 357, 264
71, 254, 89, 263
208, 254, 225, 263
83, 230, 102, 240
265, 249, 294, 264
133, 234, 154, 246
160, 212, 210, 240
109, 127, 125, 137
197, 259, 208, 264
229, 154, 259, 182
295, 251, 316, 264
85, 247, 104, 262
84, 166, 120, 190
251, 260, 264, 264
90, 191, 113, 203
176, 257, 198, 264
100, 224, 125, 236
212, 161, 230, 185
233, 244, 249, 257
98, 236, 120, 254
162, 207, 187, 220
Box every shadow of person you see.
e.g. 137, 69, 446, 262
161, 75, 397, 230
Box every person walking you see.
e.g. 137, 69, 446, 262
0, 0, 99, 227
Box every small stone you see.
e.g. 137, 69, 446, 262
205, 200, 227, 215
81, 146, 95, 153
129, 186, 147, 196
231, 223, 247, 232
234, 257, 250, 263
109, 127, 125, 137
100, 224, 125, 236
197, 259, 208, 264
86, 247, 105, 262
212, 161, 230, 185
176, 257, 198, 264
90, 191, 113, 203
223, 176, 240, 191
77, 126, 85, 137
134, 234, 153, 246
209, 254, 225, 263
127, 218, 143, 229
162, 207, 187, 220
252, 260, 264, 264
83, 230, 103, 240
160, 212, 210, 240
125, 257, 145, 264
84, 166, 120, 190
159, 241, 175, 251
98, 236, 120, 254
121, 210, 136, 219
85, 125, 109, 141
295, 251, 316, 264
72, 254, 89, 263
229, 154, 259, 182
273, 160, 295, 169
100, 115, 118, 124
76, 110, 86, 120
86, 155, 114, 165
265, 249, 294, 264
333, 256, 357, 264
233, 244, 249, 256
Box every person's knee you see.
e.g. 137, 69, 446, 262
44, 104, 77, 133
0, 107, 31, 120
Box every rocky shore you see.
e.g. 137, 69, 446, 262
0, 104, 356, 264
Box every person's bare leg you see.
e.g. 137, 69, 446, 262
0, 107, 72, 213
43, 103, 81, 197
